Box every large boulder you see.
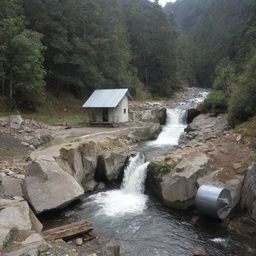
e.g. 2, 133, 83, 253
0, 198, 42, 232
56, 141, 98, 191
240, 164, 256, 220
140, 107, 167, 124
197, 169, 244, 209
148, 151, 211, 209
22, 160, 84, 214
130, 123, 161, 142
186, 114, 228, 135
186, 108, 200, 124
96, 152, 127, 182
10, 115, 23, 130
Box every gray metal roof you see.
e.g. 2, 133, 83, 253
82, 88, 130, 108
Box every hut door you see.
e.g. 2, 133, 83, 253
102, 108, 108, 122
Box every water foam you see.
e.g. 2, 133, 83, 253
149, 108, 187, 146
89, 153, 149, 216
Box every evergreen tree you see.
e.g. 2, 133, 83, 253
121, 0, 178, 96
228, 49, 256, 125
0, 0, 46, 109
213, 58, 236, 97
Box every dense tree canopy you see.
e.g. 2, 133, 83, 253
0, 0, 180, 110
165, 0, 256, 126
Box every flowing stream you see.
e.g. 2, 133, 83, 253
42, 89, 256, 256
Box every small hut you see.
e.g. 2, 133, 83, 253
82, 88, 132, 125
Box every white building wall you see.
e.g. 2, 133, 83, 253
109, 95, 128, 123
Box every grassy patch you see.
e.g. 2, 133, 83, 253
154, 163, 170, 177
164, 156, 172, 162
0, 93, 88, 125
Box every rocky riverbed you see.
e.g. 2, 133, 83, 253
1, 87, 256, 256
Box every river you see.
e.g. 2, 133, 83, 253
42, 89, 256, 256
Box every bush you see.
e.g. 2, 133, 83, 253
201, 90, 228, 115
228, 83, 256, 126
228, 49, 256, 126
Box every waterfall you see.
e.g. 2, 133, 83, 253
121, 153, 149, 194
149, 108, 187, 146
89, 153, 149, 216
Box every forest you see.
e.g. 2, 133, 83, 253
0, 0, 256, 126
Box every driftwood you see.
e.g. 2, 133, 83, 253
42, 220, 93, 241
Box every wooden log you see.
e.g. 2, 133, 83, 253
42, 220, 93, 241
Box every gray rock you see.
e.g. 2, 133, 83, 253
0, 117, 8, 127
28, 132, 53, 148
197, 169, 244, 209
10, 115, 23, 129
22, 160, 84, 214
84, 179, 98, 192
160, 152, 210, 209
0, 225, 17, 249
21, 142, 30, 147
56, 141, 98, 189
22, 233, 48, 252
97, 152, 127, 182
103, 240, 120, 256
131, 123, 161, 142
241, 164, 256, 220
1, 176, 23, 198
140, 107, 166, 124
186, 108, 200, 124
29, 145, 36, 150
187, 114, 228, 135
2, 232, 48, 256
75, 237, 83, 245
97, 182, 106, 190
0, 199, 43, 232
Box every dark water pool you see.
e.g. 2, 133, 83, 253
41, 192, 256, 256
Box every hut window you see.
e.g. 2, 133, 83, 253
123, 108, 126, 114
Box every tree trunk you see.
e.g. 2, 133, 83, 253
9, 68, 13, 100
145, 67, 149, 89
1, 78, 4, 96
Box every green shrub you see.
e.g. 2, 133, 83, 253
201, 90, 228, 115
228, 50, 256, 126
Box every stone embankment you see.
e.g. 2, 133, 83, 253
147, 113, 255, 216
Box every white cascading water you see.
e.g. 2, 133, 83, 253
89, 153, 149, 216
149, 108, 187, 146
